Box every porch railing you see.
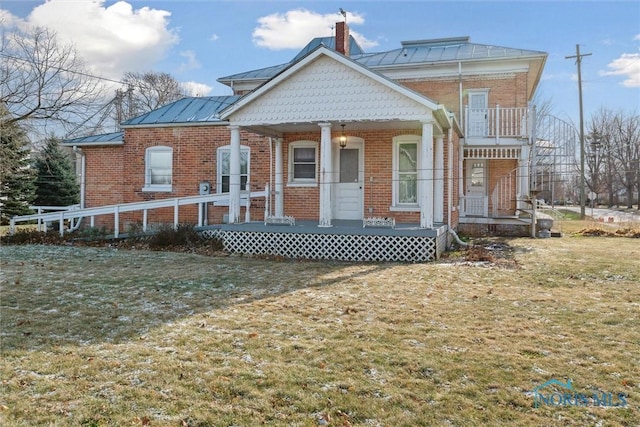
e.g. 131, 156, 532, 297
9, 189, 267, 238
465, 106, 529, 141
460, 195, 488, 217
491, 168, 518, 217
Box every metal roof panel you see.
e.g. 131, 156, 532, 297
63, 131, 123, 145
121, 96, 241, 126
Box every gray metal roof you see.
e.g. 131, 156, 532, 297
218, 36, 546, 83
63, 131, 123, 145
355, 37, 547, 67
291, 36, 365, 62
218, 36, 364, 82
219, 63, 290, 82
121, 95, 241, 126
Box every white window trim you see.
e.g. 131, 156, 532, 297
214, 145, 250, 206
216, 145, 250, 193
287, 140, 318, 187
390, 135, 420, 211
142, 146, 172, 192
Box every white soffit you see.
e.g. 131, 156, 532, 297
222, 48, 438, 125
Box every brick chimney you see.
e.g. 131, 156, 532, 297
335, 21, 349, 56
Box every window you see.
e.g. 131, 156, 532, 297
288, 141, 317, 185
392, 135, 420, 210
143, 146, 172, 192
470, 162, 485, 188
217, 145, 249, 194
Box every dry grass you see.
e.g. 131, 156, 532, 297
1, 231, 639, 426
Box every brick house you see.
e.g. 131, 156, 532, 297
63, 22, 547, 260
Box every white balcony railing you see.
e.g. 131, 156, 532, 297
465, 106, 530, 142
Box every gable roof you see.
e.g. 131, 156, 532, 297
218, 35, 364, 84
120, 95, 240, 128
220, 45, 440, 121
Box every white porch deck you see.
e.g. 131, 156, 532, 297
201, 220, 449, 262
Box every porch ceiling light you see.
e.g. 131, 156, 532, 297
339, 124, 347, 149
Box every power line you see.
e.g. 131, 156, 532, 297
0, 52, 127, 86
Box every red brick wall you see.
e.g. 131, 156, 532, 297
81, 122, 464, 231
399, 72, 530, 123
281, 128, 460, 226
84, 146, 124, 208
81, 126, 271, 230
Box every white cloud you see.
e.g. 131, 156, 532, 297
252, 9, 377, 51
601, 53, 640, 87
3, 0, 179, 80
634, 34, 640, 41
177, 50, 200, 73
0, 9, 21, 28
181, 81, 213, 97
209, 34, 219, 42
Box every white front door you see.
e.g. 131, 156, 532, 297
465, 160, 488, 216
332, 141, 363, 220
468, 91, 489, 137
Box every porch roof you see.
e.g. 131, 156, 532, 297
219, 45, 455, 134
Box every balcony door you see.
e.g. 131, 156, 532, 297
468, 91, 488, 137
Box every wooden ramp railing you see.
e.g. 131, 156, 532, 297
9, 189, 268, 238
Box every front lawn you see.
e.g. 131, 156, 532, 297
1, 235, 638, 426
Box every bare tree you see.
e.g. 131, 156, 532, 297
0, 26, 106, 136
588, 109, 640, 208
611, 112, 640, 208
121, 71, 187, 116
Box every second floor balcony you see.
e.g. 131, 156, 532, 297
464, 106, 532, 144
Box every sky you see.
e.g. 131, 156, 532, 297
1, 0, 639, 128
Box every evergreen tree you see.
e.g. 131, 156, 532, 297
33, 136, 80, 207
0, 113, 37, 224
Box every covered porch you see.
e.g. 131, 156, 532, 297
459, 146, 531, 219
219, 45, 460, 233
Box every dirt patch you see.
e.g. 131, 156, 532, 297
575, 227, 640, 237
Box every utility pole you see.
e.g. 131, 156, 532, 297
566, 44, 591, 219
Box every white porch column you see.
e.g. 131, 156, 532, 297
420, 121, 434, 229
459, 138, 465, 211
318, 122, 333, 227
434, 134, 445, 223
228, 125, 241, 223
518, 145, 530, 210
274, 138, 284, 217
447, 129, 453, 226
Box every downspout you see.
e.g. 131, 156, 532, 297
269, 137, 273, 218
448, 228, 468, 247
458, 62, 463, 132
73, 146, 86, 209
71, 146, 85, 231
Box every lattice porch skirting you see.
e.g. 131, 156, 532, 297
201, 228, 448, 262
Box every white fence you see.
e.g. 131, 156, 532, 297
9, 190, 267, 238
